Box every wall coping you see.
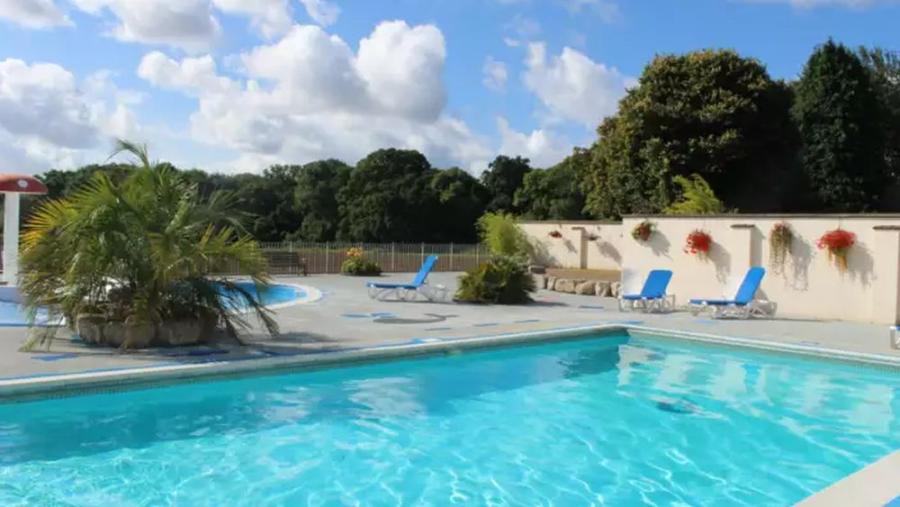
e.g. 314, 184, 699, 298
517, 220, 622, 225
623, 213, 900, 219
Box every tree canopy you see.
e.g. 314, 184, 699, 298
583, 49, 798, 218
793, 40, 889, 211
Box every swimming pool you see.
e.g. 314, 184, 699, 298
0, 333, 897, 505
0, 282, 314, 326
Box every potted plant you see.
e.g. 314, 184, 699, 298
19, 140, 278, 350
548, 230, 563, 239
684, 230, 712, 258
817, 229, 856, 272
768, 222, 793, 273
631, 220, 655, 242
341, 247, 382, 276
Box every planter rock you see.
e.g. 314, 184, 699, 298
157, 319, 203, 347
75, 314, 105, 345
554, 279, 577, 293
610, 282, 622, 298
594, 281, 612, 297
575, 281, 596, 296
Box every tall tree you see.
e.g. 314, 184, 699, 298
793, 40, 888, 211
858, 47, 900, 209
232, 166, 304, 241
481, 155, 532, 213
429, 168, 489, 242
514, 149, 589, 220
293, 159, 352, 241
583, 50, 798, 218
338, 149, 436, 242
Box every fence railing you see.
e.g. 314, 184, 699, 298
253, 242, 488, 276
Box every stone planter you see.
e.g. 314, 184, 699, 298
75, 314, 105, 345
103, 320, 126, 347
124, 317, 155, 349
157, 319, 203, 347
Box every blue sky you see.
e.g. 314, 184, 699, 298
0, 0, 897, 174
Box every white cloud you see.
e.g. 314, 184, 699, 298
71, 0, 221, 52
559, 0, 620, 21
523, 42, 634, 128
0, 0, 70, 28
137, 21, 491, 172
211, 0, 293, 38
298, 0, 339, 26
0, 59, 142, 172
497, 117, 573, 168
483, 56, 509, 92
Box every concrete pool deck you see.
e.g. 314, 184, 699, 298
0, 272, 898, 505
1, 272, 898, 384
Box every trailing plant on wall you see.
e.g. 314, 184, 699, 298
684, 229, 712, 258
768, 222, 793, 273
817, 229, 856, 272
631, 220, 655, 242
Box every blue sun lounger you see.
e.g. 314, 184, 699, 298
618, 270, 674, 312
689, 266, 774, 319
367, 255, 447, 301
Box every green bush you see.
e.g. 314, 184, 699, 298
455, 256, 535, 304
477, 212, 531, 258
340, 256, 382, 276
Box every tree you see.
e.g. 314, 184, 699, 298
514, 149, 588, 220
293, 159, 352, 241
231, 166, 304, 241
429, 168, 489, 242
664, 174, 725, 215
793, 40, 889, 211
481, 155, 532, 213
20, 140, 276, 349
338, 149, 436, 242
583, 50, 798, 218
858, 47, 900, 209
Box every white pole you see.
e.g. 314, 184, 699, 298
3, 192, 19, 285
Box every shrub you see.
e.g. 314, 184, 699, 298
477, 212, 531, 258
20, 140, 277, 350
340, 248, 382, 276
665, 174, 725, 215
455, 256, 535, 304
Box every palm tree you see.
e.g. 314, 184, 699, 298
20, 140, 278, 349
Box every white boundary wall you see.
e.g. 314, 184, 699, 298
518, 221, 624, 272
520, 215, 900, 325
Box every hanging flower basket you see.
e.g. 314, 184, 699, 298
768, 222, 793, 273
548, 230, 563, 239
817, 229, 856, 272
631, 220, 655, 242
685, 230, 712, 258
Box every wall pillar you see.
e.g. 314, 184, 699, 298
729, 223, 756, 271
872, 226, 900, 325
2, 193, 20, 285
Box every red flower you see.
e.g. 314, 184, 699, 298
817, 229, 855, 251
685, 230, 712, 256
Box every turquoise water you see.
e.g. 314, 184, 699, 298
1, 334, 898, 506
0, 282, 306, 326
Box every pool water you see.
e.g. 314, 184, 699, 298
0, 282, 307, 326
1, 334, 898, 506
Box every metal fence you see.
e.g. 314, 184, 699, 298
255, 242, 488, 276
